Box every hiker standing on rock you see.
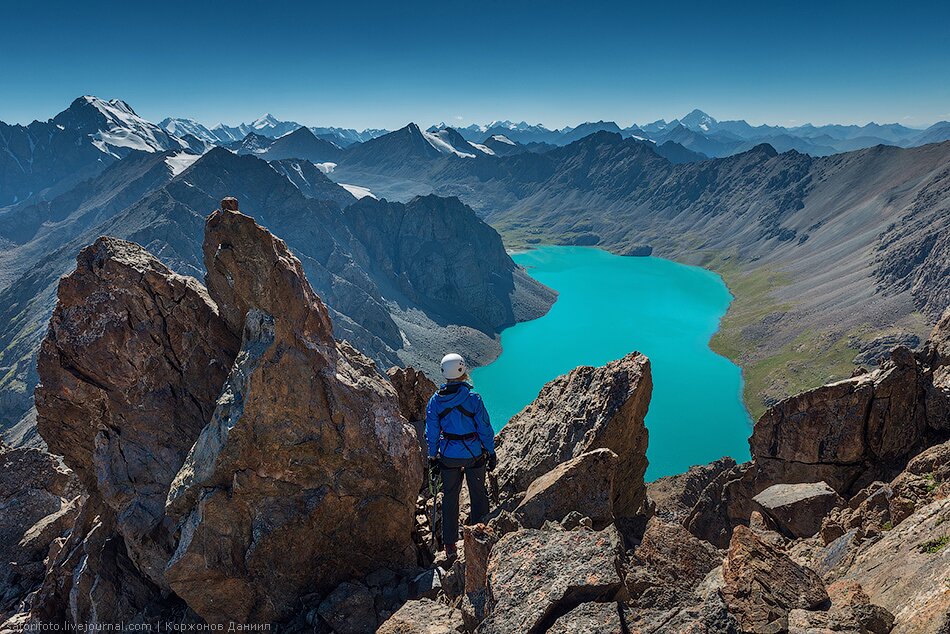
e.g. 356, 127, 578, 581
425, 353, 496, 560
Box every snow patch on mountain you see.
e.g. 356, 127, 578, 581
81, 97, 184, 158
340, 183, 376, 199
422, 129, 476, 158
159, 118, 218, 144
165, 152, 200, 176
470, 143, 495, 155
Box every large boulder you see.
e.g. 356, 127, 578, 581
751, 347, 933, 494
752, 481, 843, 538
164, 206, 423, 623
689, 342, 948, 548
722, 525, 829, 633
494, 353, 652, 518
513, 448, 618, 529
787, 580, 894, 634
34, 236, 240, 587
481, 527, 626, 634
625, 517, 722, 612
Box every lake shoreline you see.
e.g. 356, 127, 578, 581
473, 245, 752, 481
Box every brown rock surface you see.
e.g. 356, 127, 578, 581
751, 347, 932, 494
514, 448, 618, 529
26, 497, 181, 626
752, 481, 843, 538
316, 581, 378, 634
481, 526, 626, 634
547, 601, 624, 634
842, 497, 950, 634
387, 365, 436, 423
494, 352, 652, 518
787, 580, 894, 634
625, 517, 722, 611
922, 307, 950, 431
691, 341, 948, 547
722, 525, 829, 633
463, 524, 496, 595
0, 444, 77, 614
648, 457, 738, 525
163, 208, 422, 623
376, 597, 465, 634
33, 236, 239, 587
387, 365, 436, 461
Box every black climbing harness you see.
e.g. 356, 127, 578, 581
436, 400, 485, 461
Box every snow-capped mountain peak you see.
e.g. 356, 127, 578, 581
421, 127, 477, 158
251, 114, 281, 129
53, 96, 185, 158
680, 109, 718, 132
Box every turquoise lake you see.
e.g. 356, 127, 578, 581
470, 245, 752, 480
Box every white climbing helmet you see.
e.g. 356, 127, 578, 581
440, 353, 466, 380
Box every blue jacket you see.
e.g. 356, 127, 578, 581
425, 382, 495, 459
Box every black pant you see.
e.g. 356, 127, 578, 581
439, 456, 490, 548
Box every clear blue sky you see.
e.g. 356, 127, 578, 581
2, 0, 948, 130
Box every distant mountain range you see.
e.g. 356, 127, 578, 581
157, 108, 950, 162
1, 95, 949, 439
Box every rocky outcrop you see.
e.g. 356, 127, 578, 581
648, 457, 738, 525
387, 366, 436, 423
513, 449, 618, 530
752, 482, 843, 538
625, 518, 722, 612
621, 517, 737, 632
34, 236, 240, 588
922, 307, 950, 431
787, 580, 894, 634
163, 206, 422, 623
840, 497, 950, 634
722, 525, 829, 632
481, 527, 626, 634
494, 352, 651, 518
751, 346, 932, 493
0, 444, 78, 615
387, 365, 436, 460
688, 334, 950, 547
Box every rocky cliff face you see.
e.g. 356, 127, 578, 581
164, 204, 422, 623
494, 352, 651, 519
0, 443, 78, 616
35, 236, 240, 587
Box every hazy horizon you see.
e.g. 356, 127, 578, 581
3, 0, 949, 130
